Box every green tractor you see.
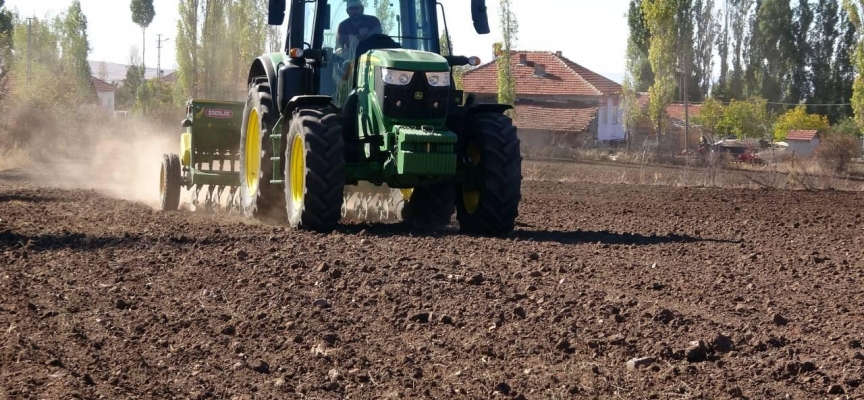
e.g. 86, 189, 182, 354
238, 0, 522, 234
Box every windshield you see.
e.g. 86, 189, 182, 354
323, 0, 438, 52
317, 0, 438, 105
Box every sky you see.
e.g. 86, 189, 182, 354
4, 0, 631, 83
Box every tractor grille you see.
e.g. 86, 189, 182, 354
376, 69, 449, 121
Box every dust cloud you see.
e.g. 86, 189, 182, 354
16, 112, 181, 209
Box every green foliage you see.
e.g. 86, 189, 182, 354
829, 115, 862, 137
130, 0, 155, 28
626, 0, 653, 92
176, 0, 200, 99
439, 32, 451, 56
693, 97, 724, 142
642, 0, 677, 135
174, 0, 268, 102
753, 0, 795, 103
721, 97, 773, 139
809, 0, 838, 117
0, 0, 13, 103
57, 0, 93, 95
843, 0, 864, 129
772, 106, 831, 141
4, 12, 103, 147
496, 0, 518, 114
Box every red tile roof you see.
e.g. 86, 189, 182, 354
90, 76, 118, 92
513, 103, 597, 133
463, 50, 622, 97
665, 103, 702, 122
786, 129, 819, 141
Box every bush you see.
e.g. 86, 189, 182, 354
816, 134, 862, 174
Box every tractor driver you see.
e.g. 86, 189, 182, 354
335, 0, 383, 55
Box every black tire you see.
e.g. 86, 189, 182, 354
400, 184, 456, 229
455, 112, 522, 236
239, 81, 286, 220
284, 108, 346, 232
159, 153, 181, 211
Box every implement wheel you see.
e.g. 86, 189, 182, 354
284, 108, 345, 232
401, 184, 455, 229
456, 112, 522, 236
159, 153, 181, 211
239, 80, 286, 220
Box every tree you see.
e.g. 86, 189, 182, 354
788, 0, 812, 104
751, 0, 796, 104
675, 0, 699, 102
130, 0, 155, 69
642, 0, 677, 140
0, 0, 13, 103
841, 0, 864, 129
729, 0, 754, 100
714, 2, 729, 98
439, 32, 452, 56
721, 97, 773, 139
833, 5, 856, 122
810, 0, 839, 117
626, 0, 654, 92
57, 0, 93, 96
693, 0, 718, 99
497, 0, 518, 114
176, 0, 200, 99
694, 97, 725, 142
772, 105, 830, 141
117, 46, 143, 110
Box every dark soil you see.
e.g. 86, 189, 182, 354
2, 160, 863, 399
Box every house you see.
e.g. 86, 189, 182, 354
89, 76, 118, 112
786, 129, 820, 157
629, 92, 703, 152
462, 50, 625, 153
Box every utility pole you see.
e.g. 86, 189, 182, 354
156, 34, 170, 80
26, 17, 35, 82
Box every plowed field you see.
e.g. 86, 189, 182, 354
2, 160, 863, 399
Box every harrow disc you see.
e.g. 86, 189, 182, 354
341, 183, 407, 223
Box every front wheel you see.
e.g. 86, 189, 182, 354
239, 81, 285, 220
456, 112, 522, 236
284, 108, 346, 232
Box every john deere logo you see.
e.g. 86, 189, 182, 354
414, 91, 424, 100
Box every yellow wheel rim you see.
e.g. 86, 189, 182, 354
289, 134, 305, 210
400, 188, 413, 201
244, 108, 261, 194
462, 142, 481, 214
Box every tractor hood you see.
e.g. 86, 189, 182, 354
361, 48, 449, 72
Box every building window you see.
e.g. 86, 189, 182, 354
613, 105, 619, 124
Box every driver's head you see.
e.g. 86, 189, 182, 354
347, 0, 364, 18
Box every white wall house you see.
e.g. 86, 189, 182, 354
786, 129, 820, 158
596, 95, 625, 142
90, 76, 118, 112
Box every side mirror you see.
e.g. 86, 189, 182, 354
471, 0, 490, 34
182, 118, 193, 128
268, 0, 286, 25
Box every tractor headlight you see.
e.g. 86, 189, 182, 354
425, 71, 451, 87
381, 68, 414, 85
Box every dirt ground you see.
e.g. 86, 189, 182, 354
2, 159, 864, 399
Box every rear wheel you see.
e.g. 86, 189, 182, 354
159, 153, 181, 211
400, 184, 455, 229
284, 108, 345, 232
239, 81, 285, 220
456, 112, 522, 236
